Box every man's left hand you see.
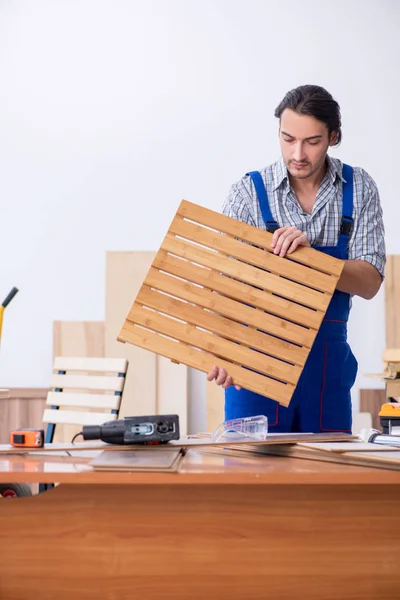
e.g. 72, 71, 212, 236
270, 226, 310, 257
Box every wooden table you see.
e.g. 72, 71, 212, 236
0, 449, 400, 599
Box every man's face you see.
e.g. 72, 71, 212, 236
279, 109, 335, 180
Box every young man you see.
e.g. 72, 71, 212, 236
207, 84, 386, 433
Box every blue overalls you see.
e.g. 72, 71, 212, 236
225, 164, 358, 433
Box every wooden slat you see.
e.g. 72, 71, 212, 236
154, 251, 322, 329
119, 321, 294, 405
170, 215, 337, 293
386, 380, 400, 398
54, 357, 128, 374
385, 256, 400, 348
142, 268, 314, 348
51, 375, 125, 392
137, 286, 308, 366
178, 200, 344, 276
46, 392, 121, 410
43, 409, 117, 426
206, 381, 224, 433
119, 201, 343, 406
163, 234, 330, 312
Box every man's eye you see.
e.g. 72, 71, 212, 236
308, 141, 320, 145
283, 138, 294, 143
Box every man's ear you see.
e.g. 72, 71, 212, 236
329, 131, 338, 146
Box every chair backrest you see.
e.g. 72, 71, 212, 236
43, 357, 128, 443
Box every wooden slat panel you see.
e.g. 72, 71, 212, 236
119, 321, 294, 405
51, 375, 124, 392
178, 200, 344, 276
170, 215, 337, 293
53, 357, 128, 374
142, 268, 314, 348
385, 255, 400, 348
43, 409, 117, 426
52, 320, 107, 443
137, 286, 308, 366
128, 304, 301, 385
383, 349, 400, 363
119, 201, 343, 406
163, 234, 330, 312
46, 392, 120, 410
154, 251, 322, 329
386, 380, 400, 398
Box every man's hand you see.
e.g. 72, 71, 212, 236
207, 365, 241, 390
271, 226, 310, 257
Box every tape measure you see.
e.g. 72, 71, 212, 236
10, 429, 44, 448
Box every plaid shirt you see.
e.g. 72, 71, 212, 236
222, 156, 386, 276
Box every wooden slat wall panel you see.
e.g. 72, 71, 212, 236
206, 382, 224, 433
385, 255, 400, 349
119, 201, 344, 407
106, 252, 188, 432
52, 321, 106, 442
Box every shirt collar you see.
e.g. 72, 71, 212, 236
272, 155, 343, 191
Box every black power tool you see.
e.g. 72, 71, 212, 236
81, 414, 180, 445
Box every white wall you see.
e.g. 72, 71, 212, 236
0, 0, 398, 424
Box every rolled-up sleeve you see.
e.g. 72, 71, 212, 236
348, 170, 386, 277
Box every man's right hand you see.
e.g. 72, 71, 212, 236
207, 365, 242, 390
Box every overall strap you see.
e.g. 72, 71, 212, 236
246, 171, 278, 233
339, 163, 354, 246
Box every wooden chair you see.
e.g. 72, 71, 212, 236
43, 357, 128, 444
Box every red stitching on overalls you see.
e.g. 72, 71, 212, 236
268, 402, 279, 427
319, 342, 352, 433
323, 319, 346, 323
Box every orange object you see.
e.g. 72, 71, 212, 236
10, 429, 44, 448
379, 403, 400, 417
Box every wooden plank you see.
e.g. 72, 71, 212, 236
51, 375, 125, 392
43, 409, 117, 426
178, 200, 344, 276
53, 321, 105, 358
119, 201, 343, 406
359, 389, 386, 431
385, 255, 400, 348
46, 392, 120, 410
106, 251, 188, 422
53, 357, 128, 374
163, 234, 330, 312
154, 250, 322, 329
386, 380, 400, 399
156, 356, 188, 436
137, 285, 308, 366
206, 381, 224, 433
119, 321, 294, 405
105, 252, 157, 417
382, 349, 400, 364
142, 268, 314, 347
0, 389, 47, 444
170, 215, 337, 293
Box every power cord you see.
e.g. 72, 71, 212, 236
71, 431, 83, 444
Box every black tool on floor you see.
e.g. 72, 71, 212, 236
78, 414, 180, 445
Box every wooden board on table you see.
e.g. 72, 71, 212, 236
385, 256, 400, 349
52, 321, 105, 443
118, 200, 345, 407
106, 252, 188, 434
0, 432, 356, 455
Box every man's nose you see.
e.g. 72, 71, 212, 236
293, 142, 306, 162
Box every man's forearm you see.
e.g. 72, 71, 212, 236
335, 260, 383, 300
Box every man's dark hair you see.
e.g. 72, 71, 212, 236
274, 85, 342, 146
